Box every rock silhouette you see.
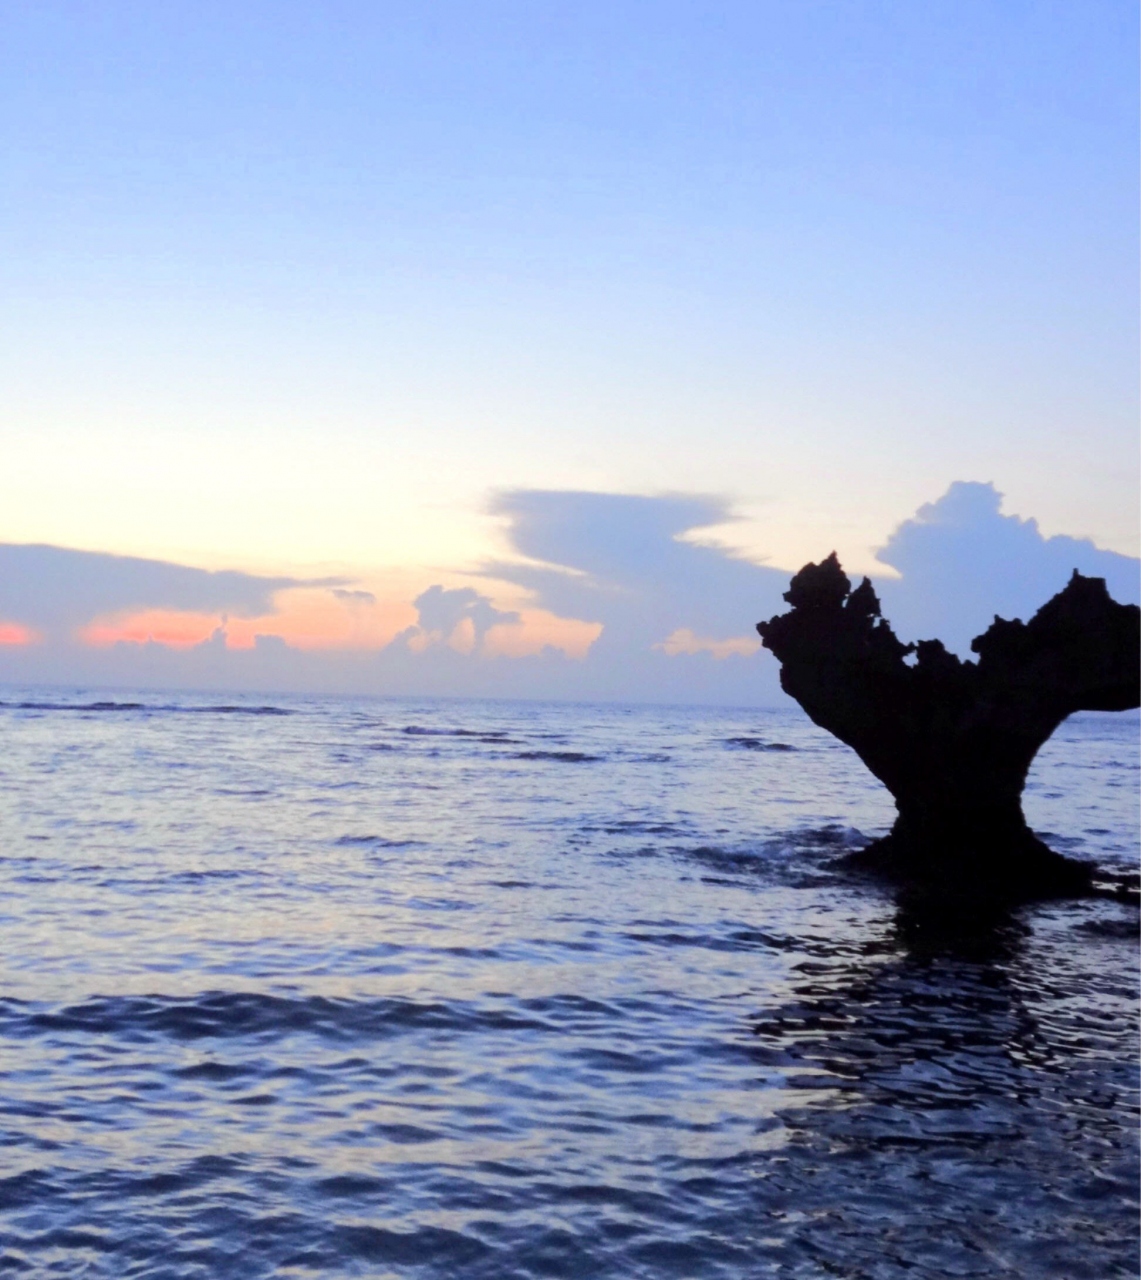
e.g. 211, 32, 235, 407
757, 555, 1140, 903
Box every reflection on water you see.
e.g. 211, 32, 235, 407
753, 907, 1138, 1277
0, 691, 1135, 1278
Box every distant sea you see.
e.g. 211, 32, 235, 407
0, 689, 1136, 1279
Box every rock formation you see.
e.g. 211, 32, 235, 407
757, 555, 1140, 903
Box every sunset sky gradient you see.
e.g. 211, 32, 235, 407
1, 2, 1136, 699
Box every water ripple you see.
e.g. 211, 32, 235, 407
0, 690, 1134, 1278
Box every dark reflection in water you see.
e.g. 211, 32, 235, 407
0, 691, 1134, 1278
753, 911, 1139, 1278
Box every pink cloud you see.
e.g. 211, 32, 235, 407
655, 628, 761, 659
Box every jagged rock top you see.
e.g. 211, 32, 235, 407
758, 553, 1140, 715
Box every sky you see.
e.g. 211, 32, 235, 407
1, 2, 1137, 702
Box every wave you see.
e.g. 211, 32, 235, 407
597, 819, 687, 836
0, 1163, 494, 1272
333, 834, 423, 848
191, 704, 293, 716
2, 699, 146, 712
402, 726, 510, 739
513, 751, 602, 763
0, 700, 292, 716
0, 991, 555, 1045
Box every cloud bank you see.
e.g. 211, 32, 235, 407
0, 544, 345, 634
0, 483, 1136, 705
477, 490, 790, 701
874, 482, 1140, 656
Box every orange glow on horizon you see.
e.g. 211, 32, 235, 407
81, 610, 225, 649
76, 584, 602, 660
76, 583, 416, 652
484, 610, 601, 660
0, 622, 38, 646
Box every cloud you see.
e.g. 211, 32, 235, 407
0, 543, 347, 635
1, 482, 1135, 706
874, 482, 1141, 655
398, 585, 521, 655
482, 490, 790, 700
490, 491, 733, 587
1, 495, 782, 703
655, 628, 762, 659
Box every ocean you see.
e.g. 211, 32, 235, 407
0, 690, 1136, 1278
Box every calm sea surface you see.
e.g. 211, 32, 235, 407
0, 689, 1136, 1279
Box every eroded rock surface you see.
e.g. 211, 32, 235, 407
757, 555, 1140, 902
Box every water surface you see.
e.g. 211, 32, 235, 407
0, 692, 1136, 1277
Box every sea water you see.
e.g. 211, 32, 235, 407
0, 690, 1136, 1279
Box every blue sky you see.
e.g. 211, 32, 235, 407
0, 2, 1136, 697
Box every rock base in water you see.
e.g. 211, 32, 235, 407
757, 556, 1140, 905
